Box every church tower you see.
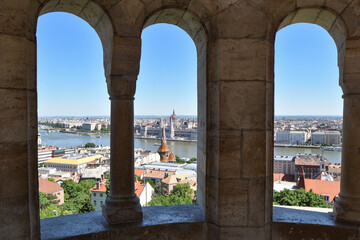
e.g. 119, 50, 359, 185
158, 126, 170, 162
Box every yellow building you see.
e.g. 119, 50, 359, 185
45, 154, 103, 174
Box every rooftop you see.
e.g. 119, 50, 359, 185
45, 154, 103, 165
38, 178, 63, 194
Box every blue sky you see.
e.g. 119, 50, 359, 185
37, 12, 343, 117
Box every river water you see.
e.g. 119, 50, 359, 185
39, 131, 341, 163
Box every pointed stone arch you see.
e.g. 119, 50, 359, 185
141, 6, 210, 219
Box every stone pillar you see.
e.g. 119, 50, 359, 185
334, 40, 360, 224
102, 76, 142, 224
334, 92, 360, 223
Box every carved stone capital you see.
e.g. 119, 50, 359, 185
107, 75, 137, 100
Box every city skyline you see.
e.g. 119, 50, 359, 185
37, 12, 343, 117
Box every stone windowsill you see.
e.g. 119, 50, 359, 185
41, 204, 204, 240
273, 205, 360, 239
273, 205, 336, 225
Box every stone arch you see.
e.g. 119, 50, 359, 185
25, 1, 113, 237
36, 0, 114, 78
141, 7, 209, 218
276, 8, 348, 87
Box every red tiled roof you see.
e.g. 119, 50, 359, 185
144, 169, 176, 179
134, 181, 145, 198
91, 179, 145, 197
304, 179, 340, 203
38, 178, 63, 194
90, 183, 107, 192
295, 154, 328, 166
135, 169, 145, 177
273, 173, 295, 182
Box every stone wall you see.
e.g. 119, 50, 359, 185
1, 0, 360, 239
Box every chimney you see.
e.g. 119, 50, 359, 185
96, 182, 100, 190
101, 174, 104, 181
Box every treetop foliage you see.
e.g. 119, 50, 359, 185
273, 189, 332, 208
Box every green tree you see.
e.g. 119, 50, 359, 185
104, 170, 110, 179
84, 142, 96, 148
148, 194, 193, 206
187, 157, 197, 164
273, 189, 332, 208
47, 177, 55, 183
171, 183, 193, 198
39, 204, 72, 219
39, 163, 46, 168
60, 179, 96, 214
39, 192, 57, 209
175, 155, 185, 163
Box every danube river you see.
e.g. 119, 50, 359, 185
39, 131, 341, 163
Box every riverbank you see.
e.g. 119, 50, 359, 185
274, 143, 341, 152
58, 130, 110, 136
134, 136, 197, 143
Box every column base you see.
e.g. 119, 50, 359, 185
102, 194, 143, 224
334, 194, 360, 224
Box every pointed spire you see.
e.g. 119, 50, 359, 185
298, 166, 306, 189
162, 125, 166, 142
173, 109, 175, 115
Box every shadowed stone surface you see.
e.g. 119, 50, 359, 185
41, 205, 204, 239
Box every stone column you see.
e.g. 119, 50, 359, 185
334, 40, 360, 224
102, 77, 142, 224
334, 92, 360, 224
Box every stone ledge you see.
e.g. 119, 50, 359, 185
41, 204, 205, 240
273, 205, 360, 239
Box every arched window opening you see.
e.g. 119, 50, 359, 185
134, 23, 198, 206
273, 22, 343, 217
37, 12, 110, 218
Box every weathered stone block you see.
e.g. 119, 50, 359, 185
0, 35, 27, 89
0, 165, 28, 198
141, 0, 162, 15
0, 0, 27, 36
155, 8, 184, 25
26, 39, 36, 91
178, 11, 203, 39
325, 0, 352, 14
266, 81, 274, 129
242, 130, 267, 178
216, 0, 268, 39
0, 194, 30, 239
219, 39, 269, 80
219, 226, 265, 239
207, 176, 219, 225
79, 1, 106, 28
0, 89, 28, 143
218, 193, 248, 226
329, 18, 347, 51
113, 36, 141, 61
53, 0, 88, 15
219, 130, 241, 178
296, 0, 325, 8
219, 81, 266, 130
291, 8, 322, 25
206, 129, 219, 178
109, 0, 145, 36
162, 0, 190, 8
248, 178, 266, 227
251, 0, 296, 27
314, 10, 337, 31
0, 142, 27, 169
